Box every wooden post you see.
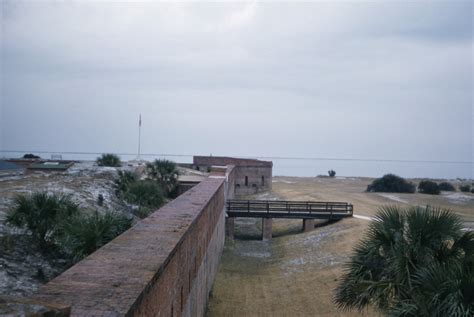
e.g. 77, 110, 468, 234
262, 218, 272, 240
226, 217, 235, 240
303, 219, 315, 232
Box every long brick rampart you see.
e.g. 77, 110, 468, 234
24, 167, 235, 316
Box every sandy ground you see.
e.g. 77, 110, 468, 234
0, 162, 134, 296
207, 176, 473, 316
0, 163, 204, 296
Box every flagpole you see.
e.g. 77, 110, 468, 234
137, 114, 141, 160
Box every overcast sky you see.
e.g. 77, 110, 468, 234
1, 1, 472, 177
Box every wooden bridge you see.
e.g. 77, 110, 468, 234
225, 200, 353, 240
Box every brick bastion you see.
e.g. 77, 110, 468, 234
193, 156, 272, 195
3, 165, 236, 316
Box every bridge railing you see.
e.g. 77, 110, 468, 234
226, 200, 353, 219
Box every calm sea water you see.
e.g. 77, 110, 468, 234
1, 152, 472, 180
269, 158, 472, 180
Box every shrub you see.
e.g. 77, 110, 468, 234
366, 174, 416, 193
418, 180, 440, 195
134, 207, 153, 219
328, 170, 336, 177
57, 210, 132, 262
460, 184, 471, 193
6, 192, 79, 249
124, 181, 165, 217
438, 182, 456, 192
23, 153, 40, 159
114, 170, 138, 196
115, 170, 166, 218
145, 159, 179, 196
471, 188, 474, 194
334, 205, 474, 315
96, 153, 121, 167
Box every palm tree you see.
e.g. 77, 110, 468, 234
6, 192, 79, 249
56, 210, 132, 263
334, 205, 474, 316
114, 170, 138, 196
145, 159, 179, 196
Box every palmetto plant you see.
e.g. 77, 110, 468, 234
334, 205, 474, 316
114, 170, 138, 196
125, 180, 165, 208
96, 153, 121, 167
56, 210, 132, 263
6, 192, 79, 249
145, 159, 179, 195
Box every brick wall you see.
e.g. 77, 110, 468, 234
193, 156, 272, 168
193, 156, 272, 195
25, 167, 236, 316
233, 166, 272, 195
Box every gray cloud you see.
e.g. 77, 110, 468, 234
1, 1, 472, 178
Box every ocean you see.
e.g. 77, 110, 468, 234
2, 151, 472, 180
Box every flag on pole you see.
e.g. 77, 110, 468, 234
139, 114, 142, 127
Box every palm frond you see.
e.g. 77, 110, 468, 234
333, 204, 472, 315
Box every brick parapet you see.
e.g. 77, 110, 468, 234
30, 177, 228, 316
193, 156, 272, 168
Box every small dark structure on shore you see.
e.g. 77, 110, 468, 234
27, 161, 74, 172
5, 159, 74, 172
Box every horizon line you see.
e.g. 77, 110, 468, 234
1, 149, 472, 165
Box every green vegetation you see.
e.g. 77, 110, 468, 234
328, 170, 336, 177
334, 205, 474, 316
6, 192, 79, 249
6, 191, 132, 263
115, 168, 168, 218
367, 174, 416, 193
124, 181, 165, 218
23, 153, 40, 159
460, 184, 471, 193
145, 159, 179, 196
0, 234, 14, 253
96, 153, 121, 167
439, 182, 456, 192
56, 211, 132, 263
418, 180, 441, 195
115, 170, 138, 196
